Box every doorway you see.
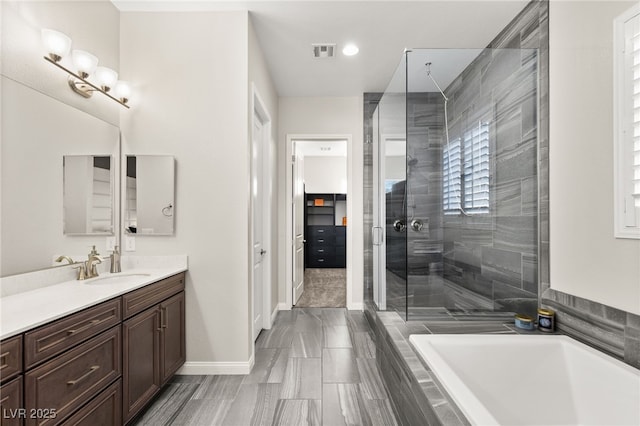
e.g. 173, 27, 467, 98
287, 138, 349, 308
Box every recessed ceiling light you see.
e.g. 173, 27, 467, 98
342, 44, 359, 56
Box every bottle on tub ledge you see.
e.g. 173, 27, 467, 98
514, 313, 535, 331
537, 308, 556, 332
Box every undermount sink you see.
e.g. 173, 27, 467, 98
85, 273, 151, 284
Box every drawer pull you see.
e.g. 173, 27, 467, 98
67, 319, 102, 335
318, 259, 325, 262
67, 365, 100, 386
318, 239, 324, 243
318, 249, 324, 253
0, 351, 9, 369
317, 230, 324, 233
160, 307, 168, 329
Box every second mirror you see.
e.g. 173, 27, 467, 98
125, 155, 175, 235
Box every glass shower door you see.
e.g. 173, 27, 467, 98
373, 53, 408, 318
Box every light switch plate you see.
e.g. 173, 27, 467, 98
106, 236, 116, 251
124, 235, 135, 251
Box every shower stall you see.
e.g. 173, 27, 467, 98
368, 47, 539, 321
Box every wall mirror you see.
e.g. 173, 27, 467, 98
1, 76, 120, 277
125, 155, 175, 235
63, 155, 114, 235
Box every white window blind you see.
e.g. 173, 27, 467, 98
463, 122, 490, 213
443, 122, 490, 215
615, 4, 640, 238
443, 138, 461, 214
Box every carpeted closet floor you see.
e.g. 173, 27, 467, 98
295, 268, 346, 308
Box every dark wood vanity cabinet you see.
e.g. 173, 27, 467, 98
122, 274, 185, 423
1, 272, 186, 426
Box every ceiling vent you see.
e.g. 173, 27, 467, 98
312, 44, 336, 59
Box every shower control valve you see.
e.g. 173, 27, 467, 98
411, 219, 424, 232
393, 219, 406, 233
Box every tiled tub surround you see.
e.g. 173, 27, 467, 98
367, 308, 511, 426
542, 288, 640, 369
365, 306, 640, 426
0, 255, 187, 339
410, 334, 640, 426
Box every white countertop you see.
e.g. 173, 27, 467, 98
0, 262, 187, 340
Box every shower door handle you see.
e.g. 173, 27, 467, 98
372, 226, 384, 245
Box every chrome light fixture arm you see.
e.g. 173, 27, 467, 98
44, 56, 130, 108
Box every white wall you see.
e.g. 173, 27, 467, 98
120, 11, 253, 369
549, 0, 640, 314
249, 19, 280, 317
1, 0, 120, 125
304, 156, 347, 193
278, 96, 364, 309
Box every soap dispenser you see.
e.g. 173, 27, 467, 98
110, 245, 121, 273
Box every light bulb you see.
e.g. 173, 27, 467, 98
95, 67, 118, 92
342, 44, 359, 56
41, 29, 71, 62
71, 50, 98, 79
114, 81, 131, 104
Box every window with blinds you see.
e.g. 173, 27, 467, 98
443, 122, 490, 215
615, 4, 640, 238
443, 138, 462, 214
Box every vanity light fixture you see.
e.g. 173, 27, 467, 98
41, 28, 131, 108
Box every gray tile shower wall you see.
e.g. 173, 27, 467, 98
441, 2, 546, 318
406, 93, 446, 309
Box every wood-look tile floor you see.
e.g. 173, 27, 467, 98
132, 308, 399, 426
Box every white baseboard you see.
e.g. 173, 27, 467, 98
270, 305, 279, 325
178, 356, 254, 375
278, 302, 290, 311
348, 302, 364, 311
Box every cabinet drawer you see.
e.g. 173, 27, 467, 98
308, 226, 335, 237
307, 257, 332, 268
309, 247, 335, 257
0, 336, 22, 383
60, 379, 121, 426
25, 299, 121, 369
122, 273, 185, 319
25, 326, 121, 426
0, 376, 23, 426
307, 235, 335, 246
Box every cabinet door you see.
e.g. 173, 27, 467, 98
122, 308, 160, 423
159, 292, 185, 383
0, 376, 23, 426
60, 379, 121, 426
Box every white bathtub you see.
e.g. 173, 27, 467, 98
409, 334, 640, 426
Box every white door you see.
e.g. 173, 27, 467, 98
292, 145, 305, 304
252, 115, 265, 340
